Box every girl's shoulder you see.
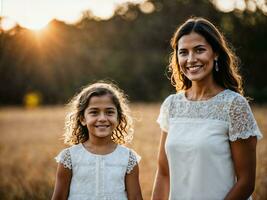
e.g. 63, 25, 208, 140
57, 143, 83, 157
116, 144, 132, 154
68, 143, 83, 151
117, 145, 141, 162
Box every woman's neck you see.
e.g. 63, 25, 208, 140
186, 81, 224, 101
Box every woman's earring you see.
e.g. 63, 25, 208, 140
215, 60, 219, 72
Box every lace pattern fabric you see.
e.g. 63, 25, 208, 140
229, 95, 262, 141
157, 89, 262, 141
126, 150, 141, 174
54, 144, 140, 200
157, 89, 262, 199
55, 148, 72, 169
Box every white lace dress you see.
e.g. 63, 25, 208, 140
157, 89, 262, 200
55, 144, 140, 200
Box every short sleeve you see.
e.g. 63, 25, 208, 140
126, 149, 141, 174
55, 148, 72, 169
156, 95, 173, 132
228, 95, 262, 141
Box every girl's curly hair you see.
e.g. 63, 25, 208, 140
63, 81, 133, 145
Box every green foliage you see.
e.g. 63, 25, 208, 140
0, 0, 267, 104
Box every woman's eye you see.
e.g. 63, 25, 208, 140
196, 48, 205, 53
178, 51, 187, 56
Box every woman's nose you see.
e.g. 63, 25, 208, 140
187, 52, 196, 63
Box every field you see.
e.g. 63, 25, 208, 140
0, 104, 266, 200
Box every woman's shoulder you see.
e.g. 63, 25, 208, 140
166, 91, 184, 99
195, 89, 244, 104
222, 89, 247, 103
161, 91, 184, 105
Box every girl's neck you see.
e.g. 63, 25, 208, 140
82, 139, 117, 155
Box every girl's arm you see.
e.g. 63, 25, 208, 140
125, 164, 143, 200
51, 163, 72, 200
224, 136, 257, 200
151, 131, 169, 200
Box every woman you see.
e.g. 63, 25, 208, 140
152, 17, 262, 200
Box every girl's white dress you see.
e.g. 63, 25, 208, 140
157, 89, 262, 200
55, 143, 140, 200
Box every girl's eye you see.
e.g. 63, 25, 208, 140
107, 111, 115, 115
89, 111, 98, 115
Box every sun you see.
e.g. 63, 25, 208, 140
18, 18, 50, 31
1, 17, 17, 31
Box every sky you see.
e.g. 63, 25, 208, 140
1, 0, 264, 31
0, 0, 145, 30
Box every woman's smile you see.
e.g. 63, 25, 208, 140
186, 64, 203, 73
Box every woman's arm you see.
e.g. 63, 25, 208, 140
51, 163, 72, 200
125, 164, 143, 200
224, 136, 257, 200
151, 131, 169, 200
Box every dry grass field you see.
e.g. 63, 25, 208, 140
0, 104, 266, 200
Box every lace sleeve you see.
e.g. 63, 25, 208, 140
126, 150, 141, 174
156, 95, 173, 132
55, 148, 72, 169
228, 95, 262, 141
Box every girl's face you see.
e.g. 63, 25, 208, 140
177, 32, 217, 83
81, 94, 118, 141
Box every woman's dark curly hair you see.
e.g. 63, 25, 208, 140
169, 17, 244, 95
64, 81, 133, 145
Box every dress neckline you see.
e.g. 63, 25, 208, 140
181, 89, 228, 102
80, 143, 119, 157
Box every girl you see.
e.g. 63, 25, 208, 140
52, 82, 143, 200
152, 17, 262, 200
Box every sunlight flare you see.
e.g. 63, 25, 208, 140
0, 17, 17, 31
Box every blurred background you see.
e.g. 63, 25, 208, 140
0, 0, 267, 199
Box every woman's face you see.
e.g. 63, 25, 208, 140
177, 32, 217, 83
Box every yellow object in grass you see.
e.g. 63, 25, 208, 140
24, 92, 41, 108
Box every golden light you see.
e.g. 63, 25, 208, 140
2, 0, 146, 30
0, 17, 17, 31
88, 3, 115, 20
18, 17, 50, 31
139, 1, 155, 14
213, 0, 235, 12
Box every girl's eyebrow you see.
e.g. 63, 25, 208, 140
106, 107, 116, 110
87, 107, 116, 110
